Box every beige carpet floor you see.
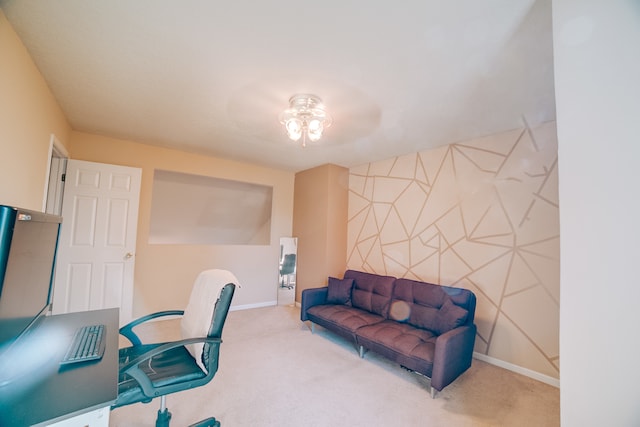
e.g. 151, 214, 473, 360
110, 305, 559, 427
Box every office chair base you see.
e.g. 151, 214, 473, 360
189, 417, 221, 427
156, 408, 172, 427
155, 407, 220, 427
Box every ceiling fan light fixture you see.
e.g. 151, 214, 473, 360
279, 94, 332, 147
307, 121, 323, 142
285, 118, 303, 141
308, 118, 322, 132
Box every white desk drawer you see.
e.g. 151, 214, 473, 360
45, 406, 109, 427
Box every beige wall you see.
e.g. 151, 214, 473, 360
0, 10, 70, 210
293, 164, 348, 301
69, 131, 295, 316
1, 8, 296, 316
325, 165, 349, 278
348, 122, 559, 380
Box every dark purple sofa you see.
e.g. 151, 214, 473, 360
300, 269, 477, 397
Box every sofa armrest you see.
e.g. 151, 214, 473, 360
431, 324, 477, 391
300, 287, 329, 321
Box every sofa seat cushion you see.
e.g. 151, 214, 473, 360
306, 304, 384, 339
356, 320, 437, 376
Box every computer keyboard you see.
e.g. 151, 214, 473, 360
60, 324, 106, 365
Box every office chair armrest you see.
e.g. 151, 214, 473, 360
119, 310, 185, 346
120, 336, 222, 397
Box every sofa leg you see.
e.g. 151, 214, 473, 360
359, 345, 364, 358
430, 387, 437, 399
311, 323, 315, 333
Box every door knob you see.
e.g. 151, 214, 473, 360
125, 252, 134, 259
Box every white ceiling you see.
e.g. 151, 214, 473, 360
1, 0, 555, 172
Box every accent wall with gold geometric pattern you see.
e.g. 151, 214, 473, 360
347, 121, 559, 379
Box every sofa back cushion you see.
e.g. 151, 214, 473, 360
390, 278, 475, 335
326, 277, 354, 305
344, 270, 396, 318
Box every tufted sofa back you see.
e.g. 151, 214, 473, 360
344, 270, 395, 318
340, 270, 477, 336
391, 278, 476, 335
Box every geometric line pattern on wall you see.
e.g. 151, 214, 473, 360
348, 121, 560, 378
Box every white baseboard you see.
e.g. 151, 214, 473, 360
133, 300, 277, 322
230, 301, 277, 311
473, 352, 559, 388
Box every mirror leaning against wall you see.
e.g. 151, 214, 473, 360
278, 237, 297, 306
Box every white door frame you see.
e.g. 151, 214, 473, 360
43, 134, 69, 215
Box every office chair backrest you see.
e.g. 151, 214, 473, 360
181, 269, 240, 372
202, 282, 235, 372
280, 253, 296, 275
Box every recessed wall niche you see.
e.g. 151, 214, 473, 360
149, 170, 273, 245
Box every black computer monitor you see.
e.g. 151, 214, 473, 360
0, 205, 62, 348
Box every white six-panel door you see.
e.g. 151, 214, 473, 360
52, 160, 141, 326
